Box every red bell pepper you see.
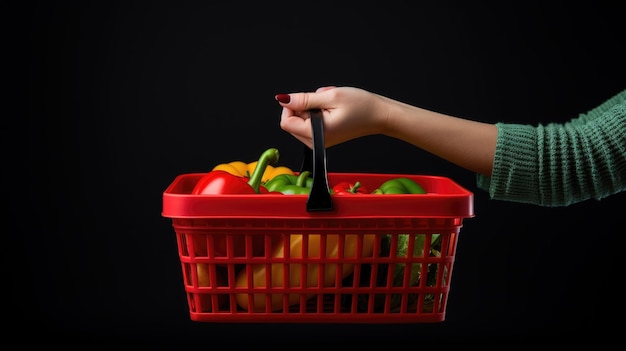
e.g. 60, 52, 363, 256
332, 181, 368, 195
190, 148, 282, 259
192, 148, 280, 195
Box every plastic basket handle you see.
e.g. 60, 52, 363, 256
304, 109, 333, 212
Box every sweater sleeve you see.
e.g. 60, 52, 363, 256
476, 89, 626, 206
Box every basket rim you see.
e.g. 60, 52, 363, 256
162, 172, 474, 219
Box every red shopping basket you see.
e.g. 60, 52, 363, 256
162, 172, 474, 323
162, 109, 473, 323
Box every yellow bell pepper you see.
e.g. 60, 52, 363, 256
212, 160, 294, 183
234, 233, 376, 312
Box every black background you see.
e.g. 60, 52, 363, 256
16, 0, 625, 345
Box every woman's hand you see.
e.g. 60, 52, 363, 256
276, 86, 389, 148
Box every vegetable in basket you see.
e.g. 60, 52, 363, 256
192, 147, 281, 195
393, 234, 437, 284
371, 177, 426, 194
384, 233, 440, 309
191, 147, 282, 258
264, 171, 314, 194
195, 263, 227, 312
212, 158, 294, 183
234, 233, 376, 312
332, 181, 368, 195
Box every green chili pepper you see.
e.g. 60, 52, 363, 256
371, 177, 426, 194
264, 171, 314, 194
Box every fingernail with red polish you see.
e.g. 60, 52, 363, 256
275, 94, 290, 104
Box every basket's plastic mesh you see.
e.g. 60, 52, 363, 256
173, 217, 462, 323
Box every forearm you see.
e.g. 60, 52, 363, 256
381, 97, 497, 176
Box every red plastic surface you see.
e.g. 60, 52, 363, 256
162, 172, 474, 323
163, 172, 474, 219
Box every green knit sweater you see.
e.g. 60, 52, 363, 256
476, 88, 626, 207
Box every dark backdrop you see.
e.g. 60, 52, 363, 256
16, 1, 625, 345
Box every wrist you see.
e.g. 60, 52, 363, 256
379, 97, 417, 139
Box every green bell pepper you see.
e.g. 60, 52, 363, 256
371, 177, 426, 194
264, 171, 314, 194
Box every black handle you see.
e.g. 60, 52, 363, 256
305, 109, 333, 212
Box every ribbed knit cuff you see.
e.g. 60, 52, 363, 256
476, 123, 540, 204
